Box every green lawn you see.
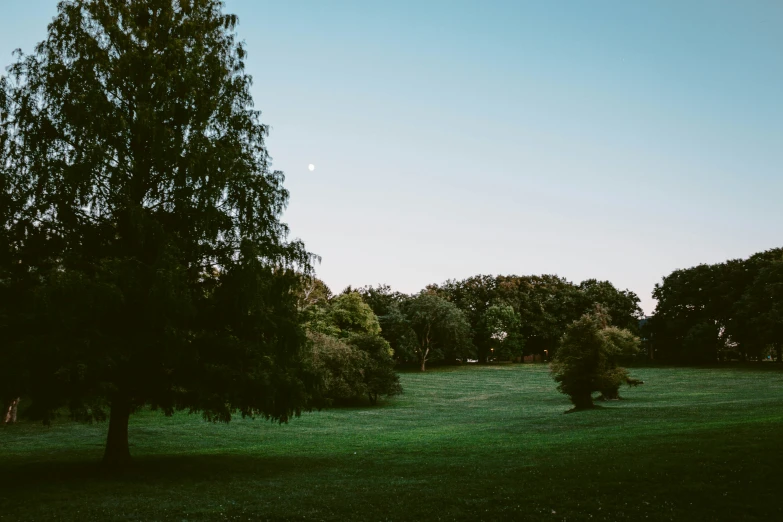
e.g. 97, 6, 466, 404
2, 364, 783, 521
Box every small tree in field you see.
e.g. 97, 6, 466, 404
551, 308, 641, 410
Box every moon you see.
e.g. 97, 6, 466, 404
308, 164, 315, 172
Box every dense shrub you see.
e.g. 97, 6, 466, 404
306, 331, 402, 406
348, 333, 402, 404
307, 332, 369, 404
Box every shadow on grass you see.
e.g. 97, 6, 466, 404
563, 404, 609, 414
321, 397, 400, 409
0, 453, 335, 490
627, 361, 783, 371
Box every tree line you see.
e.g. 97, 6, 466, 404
297, 278, 647, 412
312, 275, 644, 371
646, 248, 783, 364
294, 277, 646, 412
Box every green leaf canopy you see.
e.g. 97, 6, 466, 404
0, 0, 316, 465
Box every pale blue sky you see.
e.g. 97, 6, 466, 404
2, 1, 782, 313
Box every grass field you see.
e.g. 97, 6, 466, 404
2, 364, 783, 521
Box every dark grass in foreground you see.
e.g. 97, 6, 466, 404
2, 365, 783, 521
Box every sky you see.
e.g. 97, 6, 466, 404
1, 1, 782, 314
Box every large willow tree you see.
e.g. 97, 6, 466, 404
0, 0, 315, 466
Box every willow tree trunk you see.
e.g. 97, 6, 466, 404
103, 398, 131, 468
3, 398, 19, 424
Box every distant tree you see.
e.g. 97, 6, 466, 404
403, 293, 473, 371
577, 279, 644, 333
682, 321, 722, 363
648, 248, 783, 363
301, 304, 341, 338
379, 303, 418, 363
329, 292, 382, 338
298, 277, 333, 309
296, 278, 335, 336
356, 284, 406, 317
496, 274, 584, 359
348, 333, 402, 404
551, 308, 641, 410
736, 257, 783, 362
355, 285, 417, 362
0, 0, 315, 466
484, 303, 524, 361
432, 274, 642, 362
648, 263, 725, 362
428, 275, 497, 363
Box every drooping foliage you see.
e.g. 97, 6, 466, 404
0, 0, 315, 466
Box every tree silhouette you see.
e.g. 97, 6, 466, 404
0, 0, 314, 467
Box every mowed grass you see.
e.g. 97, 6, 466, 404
2, 365, 783, 521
